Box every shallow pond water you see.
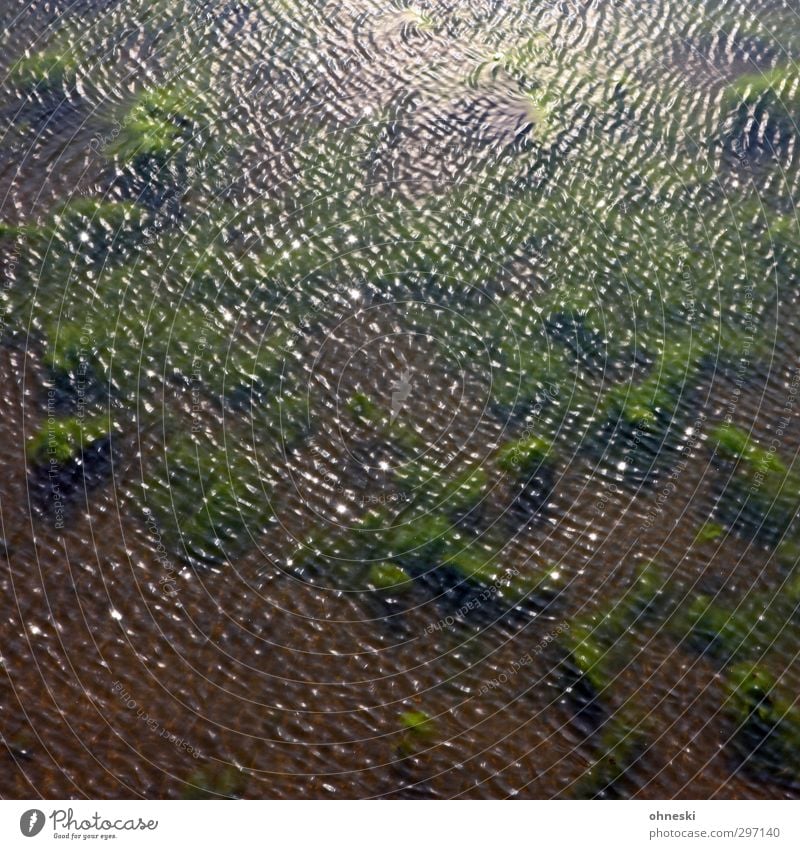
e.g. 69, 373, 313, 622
1, 0, 800, 798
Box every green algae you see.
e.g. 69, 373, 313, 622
143, 430, 275, 567
565, 620, 618, 696
394, 461, 488, 514
3, 4, 800, 802
382, 511, 454, 565
9, 46, 79, 92
27, 211, 303, 428
397, 709, 437, 755
109, 85, 210, 164
572, 715, 649, 799
559, 570, 667, 797
3, 0, 798, 626
26, 416, 110, 465
682, 595, 753, 662
693, 521, 725, 545
182, 766, 247, 799
726, 67, 800, 116
723, 663, 800, 785
775, 538, 800, 570
444, 542, 564, 605
347, 392, 380, 426
712, 424, 788, 474
395, 8, 435, 31
498, 434, 554, 473
291, 493, 559, 608
9, 201, 152, 353
723, 66, 800, 154
443, 467, 489, 515
400, 709, 435, 736
710, 424, 800, 543
601, 332, 712, 429
36, 199, 150, 272
680, 590, 799, 666
366, 562, 413, 593
565, 563, 672, 693
559, 566, 704, 798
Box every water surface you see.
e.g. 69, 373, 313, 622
1, 0, 800, 798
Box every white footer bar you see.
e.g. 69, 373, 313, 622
1, 799, 797, 848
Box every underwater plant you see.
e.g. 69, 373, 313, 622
562, 563, 676, 702
397, 709, 437, 756
693, 521, 726, 545
709, 424, 800, 544
497, 433, 556, 524
724, 67, 800, 154
571, 714, 649, 800
722, 663, 800, 787
142, 428, 276, 568
8, 45, 79, 93
108, 85, 210, 164
182, 766, 248, 799
680, 586, 799, 667
26, 414, 115, 521
366, 561, 414, 593
26, 415, 110, 466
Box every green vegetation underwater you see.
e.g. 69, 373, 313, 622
1, 0, 800, 798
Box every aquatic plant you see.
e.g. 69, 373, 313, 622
467, 35, 551, 85
572, 714, 649, 799
680, 588, 799, 666
723, 663, 800, 786
347, 392, 380, 426
775, 537, 800, 571
693, 521, 726, 545
291, 494, 561, 614
379, 511, 454, 568
565, 621, 616, 697
724, 67, 800, 150
26, 414, 115, 517
27, 199, 150, 285
564, 563, 671, 694
366, 562, 413, 593
109, 85, 209, 164
397, 709, 436, 755
182, 766, 247, 800
3, 0, 793, 634
562, 569, 670, 797
143, 430, 274, 568
400, 709, 435, 737
712, 424, 791, 474
393, 7, 435, 32
543, 312, 612, 377
683, 596, 751, 662
497, 433, 555, 523
709, 424, 799, 544
443, 467, 490, 529
26, 416, 110, 465
9, 46, 78, 92
394, 461, 488, 518
602, 336, 707, 430
8, 201, 152, 367
498, 434, 554, 473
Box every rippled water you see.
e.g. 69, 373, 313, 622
1, 0, 800, 798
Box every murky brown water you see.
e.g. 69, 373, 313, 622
1, 0, 800, 798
